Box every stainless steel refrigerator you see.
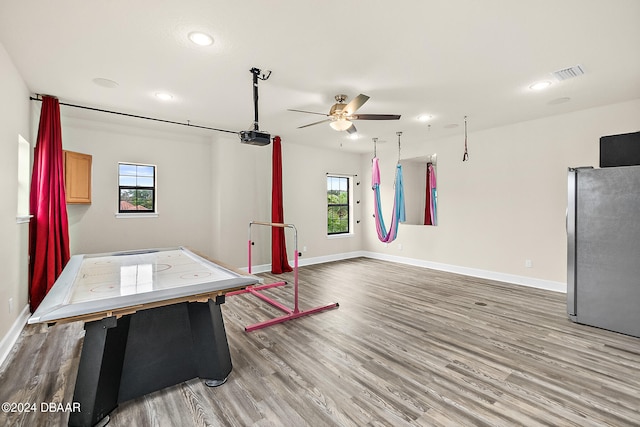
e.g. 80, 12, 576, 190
567, 166, 640, 338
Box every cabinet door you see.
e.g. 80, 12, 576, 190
64, 150, 92, 204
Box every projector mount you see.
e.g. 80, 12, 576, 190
239, 67, 272, 146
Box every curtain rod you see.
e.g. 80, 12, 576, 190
29, 95, 239, 135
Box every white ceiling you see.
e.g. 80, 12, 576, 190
1, 0, 639, 153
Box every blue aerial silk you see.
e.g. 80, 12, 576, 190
372, 158, 405, 242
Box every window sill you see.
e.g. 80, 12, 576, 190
115, 213, 159, 219
16, 215, 33, 224
326, 233, 354, 240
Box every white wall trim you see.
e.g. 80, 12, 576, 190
114, 213, 159, 219
0, 304, 30, 371
239, 251, 367, 274
360, 251, 566, 293
241, 251, 566, 293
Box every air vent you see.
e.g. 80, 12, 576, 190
552, 65, 585, 81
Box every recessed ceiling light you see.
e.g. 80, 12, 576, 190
188, 32, 214, 46
529, 81, 552, 91
155, 92, 173, 101
92, 77, 119, 88
417, 114, 432, 122
349, 133, 359, 140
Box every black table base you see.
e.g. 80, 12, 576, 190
68, 297, 231, 427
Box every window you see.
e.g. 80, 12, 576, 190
327, 175, 350, 235
118, 163, 156, 213
16, 135, 32, 222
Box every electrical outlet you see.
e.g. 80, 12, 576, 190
303, 246, 307, 252
525, 259, 533, 268
9, 297, 14, 314
398, 243, 403, 251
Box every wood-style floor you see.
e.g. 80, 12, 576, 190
1, 258, 639, 426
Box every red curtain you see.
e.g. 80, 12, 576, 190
271, 136, 292, 274
29, 96, 71, 312
424, 163, 432, 225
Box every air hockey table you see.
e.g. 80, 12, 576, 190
28, 247, 258, 427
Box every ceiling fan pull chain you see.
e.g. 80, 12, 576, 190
462, 115, 469, 162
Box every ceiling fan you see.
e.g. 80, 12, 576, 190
288, 94, 401, 134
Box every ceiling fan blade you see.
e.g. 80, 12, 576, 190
351, 114, 401, 120
297, 118, 332, 129
346, 123, 358, 134
343, 94, 369, 115
288, 108, 329, 116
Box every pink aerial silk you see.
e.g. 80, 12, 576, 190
372, 157, 405, 243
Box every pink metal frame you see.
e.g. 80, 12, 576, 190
226, 221, 339, 332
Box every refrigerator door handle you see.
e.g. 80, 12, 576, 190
566, 168, 578, 318
566, 166, 594, 319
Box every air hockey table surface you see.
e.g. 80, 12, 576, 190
29, 246, 255, 324
28, 247, 258, 427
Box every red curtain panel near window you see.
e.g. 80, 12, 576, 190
271, 136, 292, 274
29, 96, 71, 312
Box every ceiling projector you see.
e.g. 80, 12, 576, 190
239, 130, 271, 146
239, 67, 272, 146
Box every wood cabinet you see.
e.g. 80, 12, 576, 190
64, 150, 92, 204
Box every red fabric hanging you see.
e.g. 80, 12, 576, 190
271, 136, 292, 274
29, 96, 71, 312
424, 163, 432, 225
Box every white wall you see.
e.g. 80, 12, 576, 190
281, 141, 363, 261
52, 121, 365, 271
362, 99, 640, 289
11, 109, 365, 280
0, 42, 31, 355
209, 134, 363, 268
57, 115, 216, 257
209, 133, 272, 267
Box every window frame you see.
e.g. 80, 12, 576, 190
16, 135, 33, 223
326, 175, 351, 236
117, 162, 157, 214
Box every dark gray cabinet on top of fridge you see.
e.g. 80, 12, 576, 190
567, 166, 640, 338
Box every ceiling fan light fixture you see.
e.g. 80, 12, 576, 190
330, 118, 352, 131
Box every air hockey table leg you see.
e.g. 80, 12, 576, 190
187, 296, 233, 387
68, 316, 130, 427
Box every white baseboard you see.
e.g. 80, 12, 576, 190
238, 251, 367, 274
241, 251, 566, 293
360, 251, 566, 293
0, 304, 30, 370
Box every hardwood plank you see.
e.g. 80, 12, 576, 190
1, 258, 639, 426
